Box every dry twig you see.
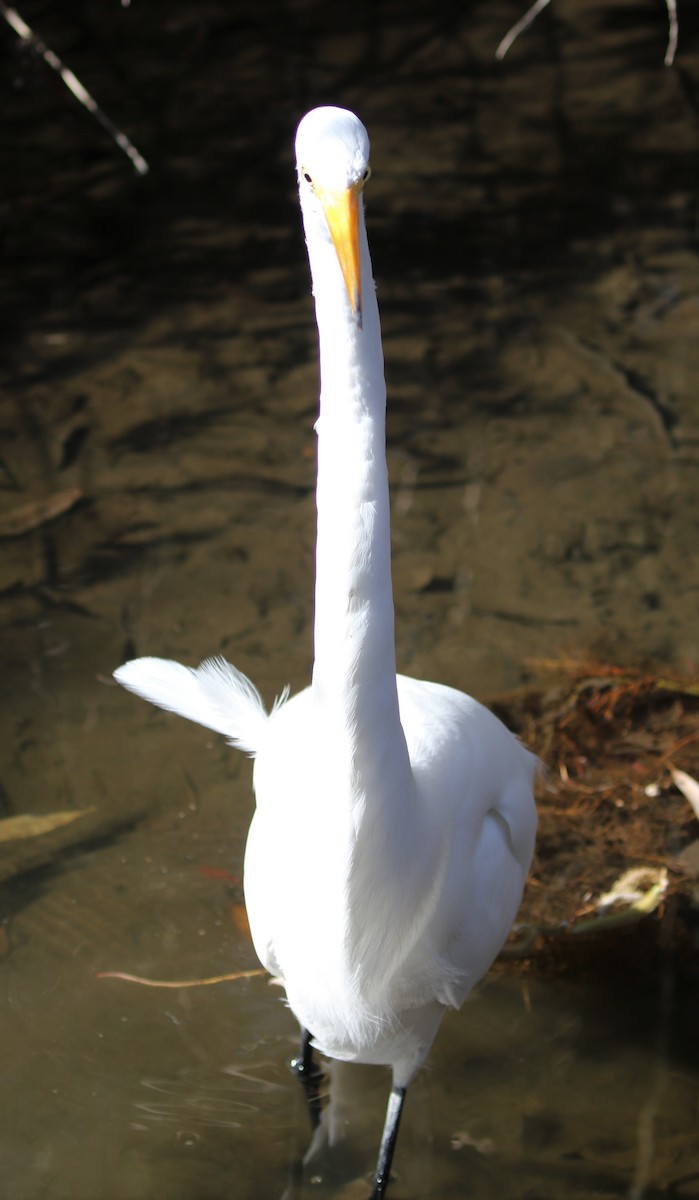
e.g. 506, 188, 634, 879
496, 0, 680, 66
0, 2, 149, 173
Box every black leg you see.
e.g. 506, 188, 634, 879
290, 1026, 324, 1130
369, 1085, 407, 1200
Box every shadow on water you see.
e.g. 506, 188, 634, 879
1, 0, 698, 1196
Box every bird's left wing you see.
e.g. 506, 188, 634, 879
114, 656, 272, 755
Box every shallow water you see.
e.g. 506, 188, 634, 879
1, 0, 699, 1196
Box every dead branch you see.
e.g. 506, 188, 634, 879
496, 0, 680, 66
0, 2, 149, 174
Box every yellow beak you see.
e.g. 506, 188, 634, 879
317, 185, 363, 327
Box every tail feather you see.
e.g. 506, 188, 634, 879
113, 655, 274, 755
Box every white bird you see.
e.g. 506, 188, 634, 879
114, 106, 537, 1199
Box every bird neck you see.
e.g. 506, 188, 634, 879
307, 209, 409, 779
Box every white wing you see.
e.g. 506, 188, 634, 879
113, 655, 273, 755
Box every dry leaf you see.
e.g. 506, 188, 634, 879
231, 903, 251, 938
568, 866, 668, 934
0, 487, 82, 538
0, 809, 94, 843
451, 1130, 495, 1155
670, 767, 699, 821
674, 839, 699, 879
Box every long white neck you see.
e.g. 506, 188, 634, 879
303, 198, 412, 799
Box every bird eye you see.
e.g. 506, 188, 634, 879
363, 166, 371, 184
302, 170, 314, 186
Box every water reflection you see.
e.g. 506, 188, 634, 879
3, 848, 697, 1199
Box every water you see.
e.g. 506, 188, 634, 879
1, 0, 698, 1195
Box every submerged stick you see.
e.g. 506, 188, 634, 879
0, 795, 149, 886
0, 2, 149, 174
0, 487, 82, 538
97, 968, 267, 988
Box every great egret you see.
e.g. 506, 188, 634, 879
114, 106, 537, 1198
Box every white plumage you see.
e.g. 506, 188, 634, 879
114, 105, 537, 1199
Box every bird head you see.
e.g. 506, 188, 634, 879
295, 107, 371, 326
